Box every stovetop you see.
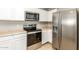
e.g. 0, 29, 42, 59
24, 29, 42, 32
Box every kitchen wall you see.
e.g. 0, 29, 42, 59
0, 21, 24, 32
37, 22, 52, 31
0, 21, 52, 32
0, 21, 53, 32
37, 22, 52, 43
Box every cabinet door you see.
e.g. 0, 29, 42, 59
14, 33, 26, 50
9, 8, 16, 20
0, 8, 10, 20
15, 39, 26, 50
15, 8, 24, 20
47, 31, 52, 43
9, 8, 24, 21
48, 13, 52, 22
0, 33, 26, 50
0, 36, 15, 50
39, 11, 48, 21
0, 8, 24, 21
42, 32, 48, 44
0, 40, 15, 50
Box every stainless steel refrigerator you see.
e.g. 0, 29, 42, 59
53, 9, 79, 50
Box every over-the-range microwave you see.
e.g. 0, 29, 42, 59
25, 12, 39, 21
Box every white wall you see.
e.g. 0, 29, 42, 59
37, 22, 52, 30
37, 22, 52, 43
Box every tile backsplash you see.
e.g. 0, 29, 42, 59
0, 21, 24, 32
37, 22, 52, 31
0, 21, 52, 32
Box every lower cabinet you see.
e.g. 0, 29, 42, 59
42, 30, 52, 44
47, 31, 52, 43
15, 39, 26, 50
15, 34, 26, 50
0, 36, 15, 50
42, 32, 48, 44
0, 32, 26, 50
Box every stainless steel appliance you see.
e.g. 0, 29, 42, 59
23, 24, 42, 50
27, 30, 42, 50
23, 24, 36, 31
53, 9, 79, 50
25, 12, 39, 21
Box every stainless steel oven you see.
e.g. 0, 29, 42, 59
27, 31, 42, 50
23, 24, 42, 50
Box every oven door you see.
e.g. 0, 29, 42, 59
27, 32, 42, 50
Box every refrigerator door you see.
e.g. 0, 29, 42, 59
60, 9, 77, 50
53, 12, 60, 49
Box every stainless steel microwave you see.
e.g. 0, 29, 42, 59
25, 12, 39, 21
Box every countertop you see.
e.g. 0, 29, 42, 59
42, 29, 52, 32
0, 29, 26, 37
0, 28, 52, 37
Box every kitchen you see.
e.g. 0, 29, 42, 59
0, 8, 53, 50
0, 8, 79, 50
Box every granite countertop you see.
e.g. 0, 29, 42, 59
0, 29, 26, 37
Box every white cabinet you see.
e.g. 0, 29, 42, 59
0, 32, 26, 50
39, 11, 48, 21
47, 30, 52, 43
0, 36, 15, 50
48, 9, 57, 22
9, 8, 24, 21
14, 33, 26, 50
42, 31, 48, 44
15, 8, 24, 21
48, 12, 53, 22
0, 8, 24, 21
42, 30, 52, 44
0, 8, 10, 20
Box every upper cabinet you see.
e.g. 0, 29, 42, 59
24, 8, 48, 21
0, 8, 10, 20
0, 8, 57, 21
0, 8, 24, 21
9, 8, 24, 21
15, 8, 24, 21
0, 8, 48, 21
48, 9, 57, 22
40, 10, 48, 21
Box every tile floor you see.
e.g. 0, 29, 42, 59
37, 43, 54, 50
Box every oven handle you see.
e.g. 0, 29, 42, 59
27, 31, 41, 34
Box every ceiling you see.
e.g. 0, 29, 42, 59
40, 8, 56, 11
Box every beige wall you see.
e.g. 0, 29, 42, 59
37, 22, 52, 31
0, 21, 24, 32
0, 21, 52, 32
